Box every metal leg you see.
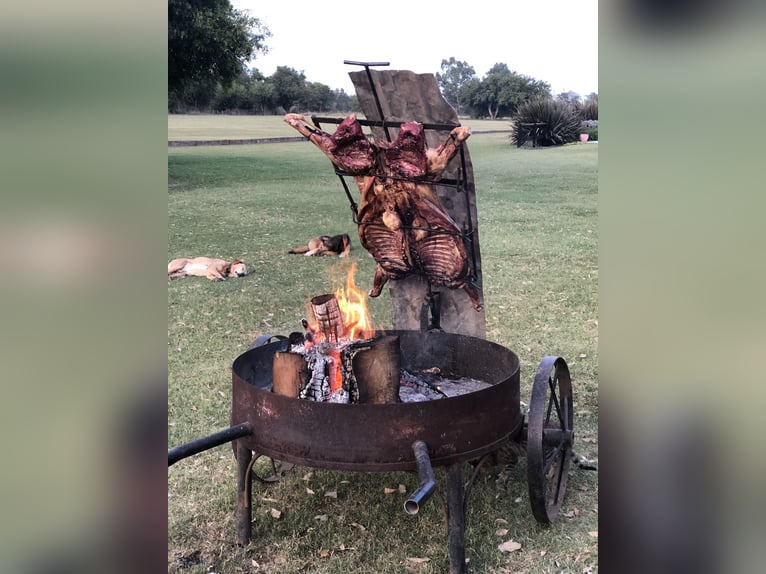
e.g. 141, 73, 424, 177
446, 462, 466, 574
235, 440, 253, 545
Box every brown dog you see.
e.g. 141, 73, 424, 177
289, 234, 351, 257
167, 257, 247, 281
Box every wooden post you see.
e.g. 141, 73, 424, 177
272, 351, 309, 397
351, 335, 401, 404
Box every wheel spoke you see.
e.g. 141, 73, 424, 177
549, 446, 568, 506
547, 381, 564, 427
543, 442, 565, 475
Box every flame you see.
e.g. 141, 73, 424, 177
303, 263, 376, 394
335, 263, 374, 341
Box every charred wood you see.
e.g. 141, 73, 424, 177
272, 351, 310, 398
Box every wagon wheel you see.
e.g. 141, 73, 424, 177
527, 356, 574, 524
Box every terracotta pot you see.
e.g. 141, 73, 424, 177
579, 133, 589, 143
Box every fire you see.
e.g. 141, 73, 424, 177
302, 263, 376, 395
334, 263, 374, 341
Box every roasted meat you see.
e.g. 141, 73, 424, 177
284, 113, 482, 311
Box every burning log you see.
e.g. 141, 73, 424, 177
310, 294, 343, 343
272, 351, 309, 398
340, 335, 401, 404
353, 335, 401, 404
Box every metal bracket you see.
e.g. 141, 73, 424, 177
420, 288, 442, 331
344, 60, 392, 141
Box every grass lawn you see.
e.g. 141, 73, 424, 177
168, 131, 598, 573
168, 114, 513, 141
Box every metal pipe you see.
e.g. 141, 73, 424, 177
404, 440, 436, 514
168, 423, 252, 466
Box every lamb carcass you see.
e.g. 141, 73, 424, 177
284, 113, 483, 311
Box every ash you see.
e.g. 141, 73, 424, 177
298, 346, 331, 401
399, 368, 493, 402
290, 340, 493, 404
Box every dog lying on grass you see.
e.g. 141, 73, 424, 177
168, 257, 248, 281
288, 234, 351, 257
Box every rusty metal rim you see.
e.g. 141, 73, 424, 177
527, 356, 574, 524
242, 420, 523, 473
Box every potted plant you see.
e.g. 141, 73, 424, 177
580, 119, 598, 143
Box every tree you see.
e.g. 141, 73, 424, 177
270, 66, 307, 112
435, 57, 476, 115
555, 91, 582, 105
333, 89, 353, 113
250, 79, 277, 114
168, 0, 270, 102
463, 64, 550, 119
300, 82, 335, 113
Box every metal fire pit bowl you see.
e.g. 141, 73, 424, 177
169, 330, 584, 574
231, 330, 522, 471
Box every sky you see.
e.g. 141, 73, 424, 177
231, 0, 598, 98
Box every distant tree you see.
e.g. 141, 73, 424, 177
168, 0, 271, 103
270, 66, 307, 112
486, 62, 511, 76
300, 82, 335, 112
436, 57, 476, 115
556, 91, 582, 105
585, 92, 598, 104
250, 80, 277, 114
212, 81, 248, 112
463, 65, 550, 119
176, 79, 218, 111
333, 89, 353, 113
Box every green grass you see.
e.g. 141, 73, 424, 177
168, 114, 513, 141
168, 131, 598, 573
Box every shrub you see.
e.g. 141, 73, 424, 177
580, 119, 598, 141
511, 98, 582, 147
580, 99, 598, 121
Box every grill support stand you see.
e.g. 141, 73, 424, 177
447, 462, 467, 574
233, 447, 471, 574
236, 440, 254, 546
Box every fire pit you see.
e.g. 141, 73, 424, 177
169, 330, 580, 574
230, 330, 521, 470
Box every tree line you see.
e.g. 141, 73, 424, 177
169, 1, 596, 118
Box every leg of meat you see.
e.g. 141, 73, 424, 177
425, 126, 472, 179
369, 264, 391, 298
284, 113, 375, 175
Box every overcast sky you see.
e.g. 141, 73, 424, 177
231, 0, 598, 98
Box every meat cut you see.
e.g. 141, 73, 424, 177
284, 113, 483, 311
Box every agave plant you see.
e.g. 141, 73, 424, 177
580, 99, 598, 121
511, 98, 582, 147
